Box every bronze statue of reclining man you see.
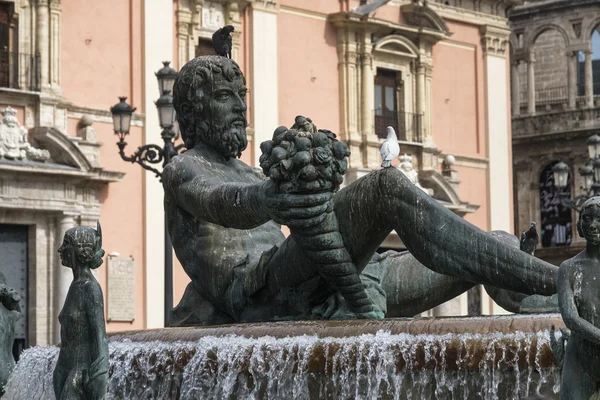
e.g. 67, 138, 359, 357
163, 56, 557, 326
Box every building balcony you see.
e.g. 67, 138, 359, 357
0, 50, 41, 92
513, 81, 600, 139
512, 106, 600, 139
374, 110, 423, 142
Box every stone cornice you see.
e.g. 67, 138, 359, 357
59, 102, 145, 127
0, 160, 123, 184
510, 0, 599, 19
427, 2, 511, 30
329, 12, 448, 44
249, 0, 277, 12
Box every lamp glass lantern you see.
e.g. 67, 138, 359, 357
552, 161, 570, 189
110, 97, 136, 139
155, 61, 178, 95
593, 158, 600, 184
588, 134, 600, 160
581, 164, 594, 191
155, 92, 175, 129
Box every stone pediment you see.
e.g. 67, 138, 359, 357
2, 126, 124, 184
419, 169, 479, 217
29, 126, 92, 171
400, 2, 450, 34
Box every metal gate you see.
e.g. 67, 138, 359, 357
0, 225, 27, 360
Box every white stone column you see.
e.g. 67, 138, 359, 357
176, 9, 192, 69
481, 26, 512, 315
144, 0, 173, 328
251, 1, 278, 166
36, 0, 50, 89
361, 49, 374, 137
567, 51, 576, 109
511, 61, 520, 116
49, 0, 61, 90
53, 214, 74, 343
527, 56, 536, 114
416, 62, 426, 141
585, 49, 594, 108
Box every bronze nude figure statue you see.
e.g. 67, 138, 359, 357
557, 197, 600, 399
53, 223, 108, 400
163, 55, 558, 326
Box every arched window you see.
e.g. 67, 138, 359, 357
576, 28, 600, 96
539, 162, 572, 248
593, 27, 600, 95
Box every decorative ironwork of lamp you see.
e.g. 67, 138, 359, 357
110, 62, 185, 326
553, 133, 600, 211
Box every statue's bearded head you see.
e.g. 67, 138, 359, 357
173, 55, 248, 159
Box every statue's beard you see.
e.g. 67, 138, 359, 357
202, 119, 248, 159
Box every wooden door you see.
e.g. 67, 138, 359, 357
0, 224, 28, 360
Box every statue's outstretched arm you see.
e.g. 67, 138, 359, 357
163, 157, 271, 229
558, 263, 600, 345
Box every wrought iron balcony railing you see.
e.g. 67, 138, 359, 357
0, 50, 41, 92
374, 109, 422, 141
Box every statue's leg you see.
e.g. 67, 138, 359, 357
373, 251, 475, 317
561, 341, 597, 399
333, 168, 557, 295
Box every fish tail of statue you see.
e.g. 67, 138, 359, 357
290, 209, 376, 316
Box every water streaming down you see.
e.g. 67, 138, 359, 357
4, 330, 561, 399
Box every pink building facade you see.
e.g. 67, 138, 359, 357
0, 0, 516, 350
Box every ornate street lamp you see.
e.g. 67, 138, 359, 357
110, 62, 184, 327
553, 132, 600, 211
110, 97, 136, 140
155, 61, 178, 97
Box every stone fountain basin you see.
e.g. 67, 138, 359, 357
106, 314, 565, 373
5, 314, 566, 399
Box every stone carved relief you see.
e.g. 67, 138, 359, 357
396, 154, 427, 193
202, 2, 224, 30
0, 107, 49, 162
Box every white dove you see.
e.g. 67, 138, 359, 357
380, 126, 400, 168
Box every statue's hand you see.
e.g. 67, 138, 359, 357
261, 180, 333, 228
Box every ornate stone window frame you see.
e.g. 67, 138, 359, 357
176, 0, 246, 68
372, 34, 419, 137
330, 5, 448, 174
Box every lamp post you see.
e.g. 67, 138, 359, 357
110, 61, 184, 327
553, 132, 600, 211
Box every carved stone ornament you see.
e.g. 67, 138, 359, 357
0, 107, 50, 162
202, 2, 224, 30
396, 154, 427, 192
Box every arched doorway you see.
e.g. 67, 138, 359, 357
539, 161, 572, 248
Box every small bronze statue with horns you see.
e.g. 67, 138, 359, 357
53, 223, 108, 400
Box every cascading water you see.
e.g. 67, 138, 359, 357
3, 329, 561, 399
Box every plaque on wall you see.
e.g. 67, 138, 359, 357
107, 255, 135, 322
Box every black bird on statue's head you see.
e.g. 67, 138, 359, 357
212, 25, 235, 58
520, 222, 539, 256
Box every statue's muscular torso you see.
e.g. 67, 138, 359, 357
163, 145, 284, 313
